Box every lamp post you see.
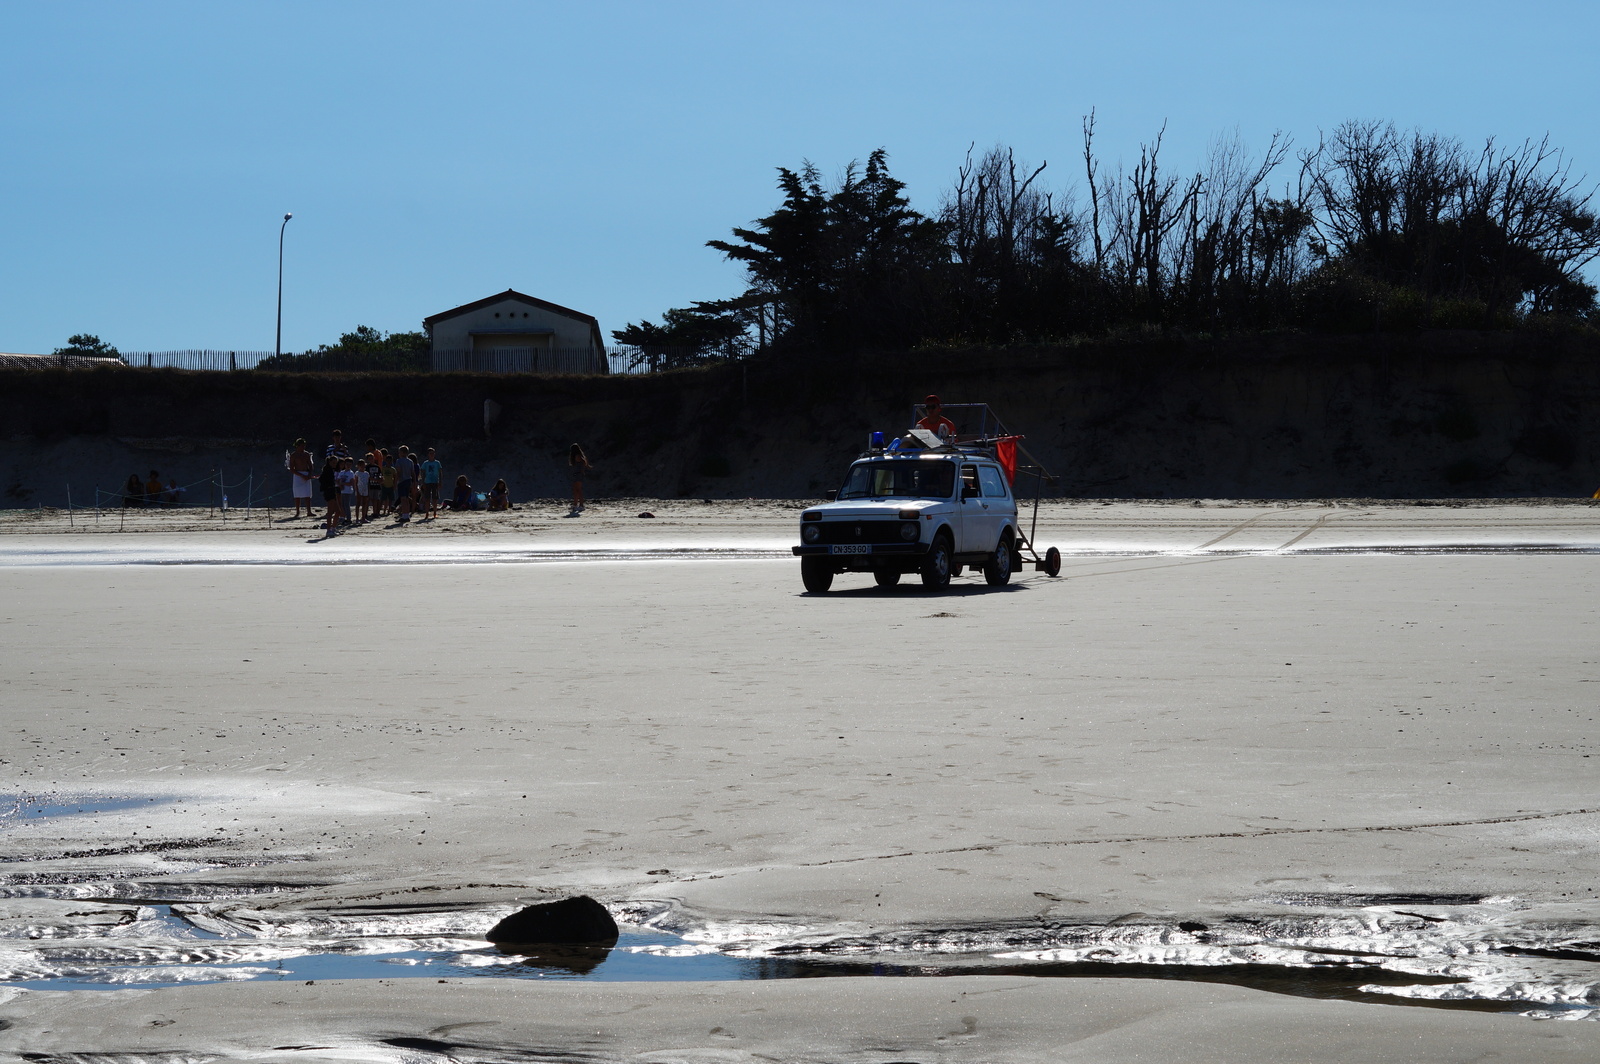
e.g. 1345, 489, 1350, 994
275, 213, 293, 358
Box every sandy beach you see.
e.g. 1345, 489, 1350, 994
3, 500, 1600, 1061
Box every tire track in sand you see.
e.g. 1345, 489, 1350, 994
1193, 507, 1313, 551
783, 806, 1600, 869
1275, 509, 1336, 550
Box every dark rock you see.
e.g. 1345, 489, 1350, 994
485, 895, 619, 946
637, 511, 655, 519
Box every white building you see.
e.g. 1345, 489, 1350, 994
424, 289, 608, 374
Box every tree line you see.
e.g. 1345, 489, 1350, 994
254, 325, 429, 371
614, 118, 1600, 366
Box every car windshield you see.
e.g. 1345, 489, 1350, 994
838, 460, 955, 500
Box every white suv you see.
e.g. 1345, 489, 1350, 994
792, 452, 1020, 592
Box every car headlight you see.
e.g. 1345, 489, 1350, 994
802, 524, 821, 543
900, 522, 919, 541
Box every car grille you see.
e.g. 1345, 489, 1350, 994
814, 520, 907, 544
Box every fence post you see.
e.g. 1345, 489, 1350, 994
66, 483, 73, 528
209, 469, 215, 517
95, 485, 100, 522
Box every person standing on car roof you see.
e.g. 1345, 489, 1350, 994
916, 395, 957, 440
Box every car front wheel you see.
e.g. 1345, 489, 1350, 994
920, 534, 953, 590
801, 557, 834, 593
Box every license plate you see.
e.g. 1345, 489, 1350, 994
829, 544, 871, 555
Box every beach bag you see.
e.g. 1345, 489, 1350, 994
471, 492, 489, 511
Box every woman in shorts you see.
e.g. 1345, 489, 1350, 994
568, 443, 591, 513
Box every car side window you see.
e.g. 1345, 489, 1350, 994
961, 465, 980, 497
978, 465, 1008, 498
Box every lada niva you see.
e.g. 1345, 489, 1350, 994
792, 451, 1021, 592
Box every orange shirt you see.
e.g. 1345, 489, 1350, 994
917, 413, 956, 439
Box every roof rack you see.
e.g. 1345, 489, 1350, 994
851, 402, 1061, 569
855, 402, 1017, 459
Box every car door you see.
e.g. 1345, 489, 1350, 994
958, 463, 990, 553
976, 464, 1013, 550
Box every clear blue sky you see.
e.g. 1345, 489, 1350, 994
2, 1, 1595, 354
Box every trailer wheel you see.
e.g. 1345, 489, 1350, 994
801, 557, 834, 593
873, 568, 901, 588
920, 533, 953, 590
1044, 546, 1061, 577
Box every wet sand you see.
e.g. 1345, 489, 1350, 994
2, 501, 1599, 1059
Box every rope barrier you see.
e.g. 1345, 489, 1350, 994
90, 469, 309, 523
71, 466, 409, 528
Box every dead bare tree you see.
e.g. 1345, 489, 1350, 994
1083, 111, 1106, 273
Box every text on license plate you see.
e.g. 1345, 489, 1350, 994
829, 544, 871, 555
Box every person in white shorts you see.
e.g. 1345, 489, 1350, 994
288, 438, 316, 518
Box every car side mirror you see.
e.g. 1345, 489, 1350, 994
824, 489, 837, 501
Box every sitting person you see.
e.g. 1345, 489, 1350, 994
448, 474, 473, 512
487, 479, 509, 511
895, 394, 958, 451
916, 395, 957, 440
123, 473, 145, 508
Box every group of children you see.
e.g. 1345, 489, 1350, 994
289, 432, 510, 536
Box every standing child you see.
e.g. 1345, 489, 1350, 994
355, 461, 371, 522
420, 447, 443, 519
393, 446, 417, 511
335, 458, 357, 527
379, 452, 397, 516
320, 456, 340, 535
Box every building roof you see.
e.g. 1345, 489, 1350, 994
423, 289, 605, 354
425, 288, 599, 328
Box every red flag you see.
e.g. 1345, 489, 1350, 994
995, 436, 1019, 484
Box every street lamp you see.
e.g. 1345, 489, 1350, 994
275, 213, 293, 358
